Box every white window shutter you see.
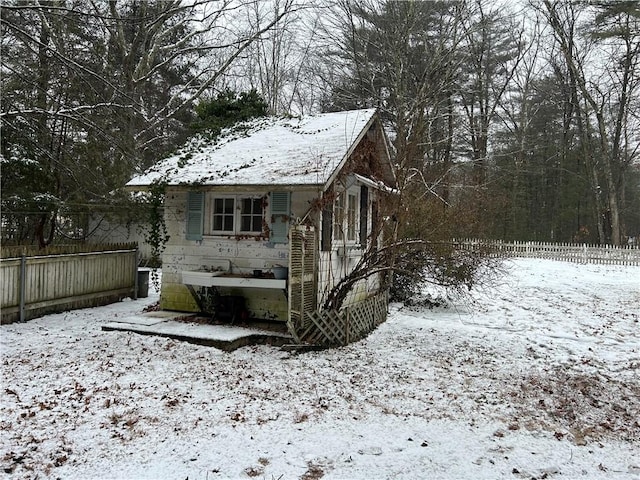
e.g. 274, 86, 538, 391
270, 192, 290, 243
186, 191, 204, 240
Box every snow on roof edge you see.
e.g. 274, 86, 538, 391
126, 108, 379, 189
321, 109, 379, 191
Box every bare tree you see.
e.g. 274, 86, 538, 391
1, 0, 298, 245
537, 0, 640, 245
458, 0, 529, 186
310, 1, 504, 305
228, 0, 325, 115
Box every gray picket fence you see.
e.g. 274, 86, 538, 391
1, 244, 139, 324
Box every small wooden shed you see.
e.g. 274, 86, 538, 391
126, 108, 395, 345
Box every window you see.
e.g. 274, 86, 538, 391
209, 195, 264, 235
213, 198, 235, 232
347, 192, 357, 241
334, 193, 345, 241
240, 198, 263, 232
333, 189, 359, 243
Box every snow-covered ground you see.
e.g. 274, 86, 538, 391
1, 258, 639, 479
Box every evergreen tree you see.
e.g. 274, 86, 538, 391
490, 75, 596, 242
191, 89, 269, 137
537, 0, 640, 244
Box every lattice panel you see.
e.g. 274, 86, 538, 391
301, 290, 388, 347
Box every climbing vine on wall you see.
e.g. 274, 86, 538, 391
144, 180, 169, 289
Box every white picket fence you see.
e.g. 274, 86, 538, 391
454, 239, 640, 266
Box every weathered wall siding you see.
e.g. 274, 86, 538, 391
317, 250, 374, 308
224, 287, 288, 320
161, 184, 383, 318
161, 189, 317, 319
316, 187, 381, 308
1, 249, 137, 324
160, 282, 198, 312
317, 250, 348, 303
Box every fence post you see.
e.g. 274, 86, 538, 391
133, 246, 139, 300
19, 254, 26, 322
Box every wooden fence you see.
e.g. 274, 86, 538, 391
1, 244, 139, 324
454, 239, 640, 266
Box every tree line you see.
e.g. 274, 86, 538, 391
1, 0, 639, 248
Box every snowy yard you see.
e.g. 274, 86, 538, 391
1, 258, 639, 479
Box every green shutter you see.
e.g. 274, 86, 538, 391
321, 202, 333, 252
186, 191, 204, 240
359, 186, 369, 247
270, 191, 290, 243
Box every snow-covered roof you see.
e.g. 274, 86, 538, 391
126, 108, 380, 188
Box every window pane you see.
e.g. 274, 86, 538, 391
239, 197, 263, 232
347, 193, 357, 240
213, 197, 235, 232
333, 193, 345, 241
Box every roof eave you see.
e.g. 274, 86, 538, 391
353, 173, 399, 195
124, 182, 324, 192
322, 111, 378, 192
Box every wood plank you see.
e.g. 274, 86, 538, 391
0, 249, 137, 321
